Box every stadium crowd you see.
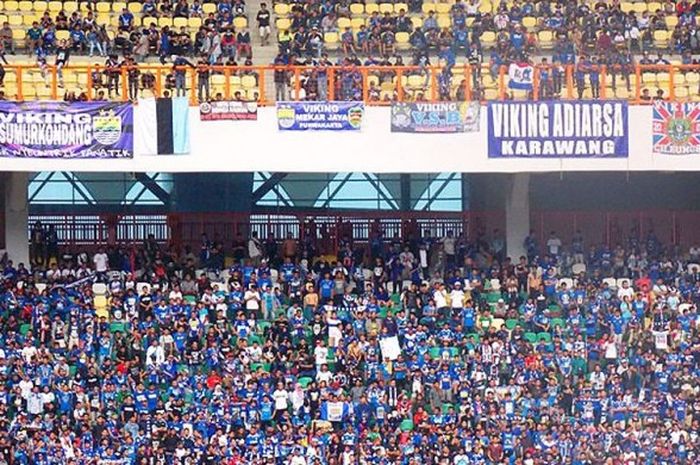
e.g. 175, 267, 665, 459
0, 0, 696, 101
0, 221, 698, 464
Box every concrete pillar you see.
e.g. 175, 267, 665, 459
505, 173, 530, 260
3, 172, 29, 266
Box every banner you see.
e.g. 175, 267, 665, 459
0, 101, 133, 159
508, 63, 534, 90
276, 101, 364, 130
488, 101, 628, 158
379, 335, 402, 360
199, 101, 258, 121
390, 102, 480, 133
653, 331, 668, 350
652, 101, 700, 155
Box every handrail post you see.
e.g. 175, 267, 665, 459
257, 66, 265, 104
224, 66, 231, 100
121, 66, 128, 102
430, 66, 437, 101
362, 67, 369, 103
532, 65, 539, 100
294, 67, 301, 100
397, 68, 404, 101
51, 65, 58, 100
155, 67, 162, 97
328, 67, 335, 101
86, 65, 93, 100
635, 64, 641, 103
16, 65, 23, 100
465, 64, 472, 101
600, 65, 607, 99
669, 64, 675, 101
189, 66, 197, 105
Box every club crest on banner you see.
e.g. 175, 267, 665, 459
652, 101, 700, 155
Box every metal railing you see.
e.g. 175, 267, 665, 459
3, 63, 698, 105
28, 209, 700, 254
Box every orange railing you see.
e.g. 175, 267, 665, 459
2, 63, 699, 105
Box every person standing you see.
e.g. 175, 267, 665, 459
256, 3, 271, 46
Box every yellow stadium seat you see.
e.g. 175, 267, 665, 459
56, 30, 70, 41
642, 72, 656, 84
673, 73, 685, 85
379, 3, 393, 13
11, 29, 25, 40
538, 30, 554, 48
395, 3, 408, 12
666, 16, 678, 28
647, 2, 661, 13
350, 3, 363, 15
18, 0, 32, 11
158, 17, 173, 27
422, 2, 436, 14
615, 87, 629, 99
48, 0, 62, 11
484, 88, 498, 99
274, 3, 289, 15
686, 72, 700, 84
632, 2, 647, 13
365, 3, 379, 14
276, 18, 291, 30
63, 1, 78, 12
324, 32, 339, 49
127, 2, 141, 13
23, 15, 38, 26
142, 16, 158, 26
34, 1, 48, 10
407, 74, 425, 88
411, 17, 423, 28
233, 17, 247, 29
338, 17, 351, 29
188, 17, 202, 28
173, 17, 187, 28
202, 3, 216, 14
96, 2, 110, 12
4, 0, 18, 10
657, 72, 670, 82
437, 15, 451, 28
654, 30, 669, 48
675, 86, 689, 98
241, 75, 256, 88
481, 31, 496, 45
112, 1, 126, 11
435, 3, 450, 13
8, 15, 22, 26
620, 2, 633, 13
522, 16, 536, 30
479, 1, 492, 13
229, 75, 241, 87
350, 17, 363, 30
396, 31, 410, 48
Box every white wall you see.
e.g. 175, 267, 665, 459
0, 105, 699, 173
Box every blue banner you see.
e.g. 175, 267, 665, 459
0, 101, 133, 158
487, 101, 628, 158
391, 102, 480, 133
276, 102, 364, 131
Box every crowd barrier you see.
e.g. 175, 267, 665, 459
26, 209, 700, 255
3, 63, 699, 105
